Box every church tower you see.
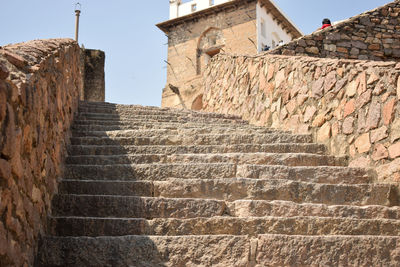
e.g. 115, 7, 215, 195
157, 0, 302, 109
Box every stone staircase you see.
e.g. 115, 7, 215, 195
35, 101, 400, 266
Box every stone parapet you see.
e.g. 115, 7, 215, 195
268, 1, 400, 62
82, 49, 105, 102
0, 39, 82, 266
203, 53, 400, 182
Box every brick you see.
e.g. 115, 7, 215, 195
355, 133, 371, 154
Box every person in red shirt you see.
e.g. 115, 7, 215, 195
320, 18, 332, 30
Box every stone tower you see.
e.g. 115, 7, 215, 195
157, 0, 302, 110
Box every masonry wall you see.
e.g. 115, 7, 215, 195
162, 0, 258, 108
0, 39, 82, 266
203, 53, 400, 182
268, 1, 400, 61
83, 49, 105, 102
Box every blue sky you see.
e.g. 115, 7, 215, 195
0, 0, 392, 107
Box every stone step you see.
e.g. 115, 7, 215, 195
230, 200, 400, 219
256, 234, 400, 266
48, 216, 400, 237
77, 106, 242, 120
68, 143, 327, 156
65, 153, 347, 167
35, 234, 400, 267
52, 194, 400, 220
64, 163, 370, 184
72, 118, 251, 128
76, 113, 247, 124
69, 133, 313, 146
59, 178, 397, 206
52, 195, 227, 219
71, 126, 280, 136
35, 235, 251, 267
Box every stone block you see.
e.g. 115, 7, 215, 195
388, 142, 400, 159
355, 133, 371, 153
372, 144, 389, 161
383, 98, 396, 125
317, 122, 331, 142
343, 99, 356, 118
371, 126, 388, 143
342, 117, 355, 134
303, 106, 317, 122
366, 99, 381, 130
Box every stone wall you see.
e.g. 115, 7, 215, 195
203, 53, 400, 182
0, 39, 82, 266
82, 49, 105, 102
269, 1, 400, 62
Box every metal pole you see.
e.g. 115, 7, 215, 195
75, 9, 81, 42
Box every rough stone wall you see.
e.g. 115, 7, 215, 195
83, 49, 105, 102
0, 39, 82, 266
268, 1, 400, 62
203, 53, 400, 182
162, 1, 258, 108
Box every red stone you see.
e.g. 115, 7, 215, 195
3, 51, 27, 68
357, 72, 367, 95
370, 126, 388, 143
383, 98, 396, 125
343, 99, 356, 118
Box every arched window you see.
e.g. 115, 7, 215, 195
196, 27, 225, 75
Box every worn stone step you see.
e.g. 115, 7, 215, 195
237, 164, 372, 184
59, 178, 397, 206
52, 195, 227, 219
255, 234, 400, 266
52, 194, 400, 220
68, 143, 327, 156
35, 235, 251, 267
77, 106, 242, 120
230, 200, 400, 220
65, 153, 346, 167
69, 133, 313, 146
64, 163, 370, 184
72, 118, 250, 128
71, 126, 280, 136
49, 216, 400, 237
76, 113, 247, 124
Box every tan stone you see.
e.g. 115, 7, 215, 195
346, 80, 358, 97
324, 71, 336, 93
312, 113, 326, 127
388, 142, 400, 159
383, 98, 396, 125
331, 121, 340, 137
349, 144, 357, 157
349, 156, 371, 168
367, 72, 379, 84
372, 144, 389, 161
376, 158, 400, 181
355, 133, 371, 154
267, 64, 275, 82
357, 72, 367, 95
312, 78, 324, 98
397, 75, 400, 100
370, 126, 388, 143
317, 122, 331, 142
391, 118, 400, 143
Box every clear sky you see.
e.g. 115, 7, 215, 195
0, 0, 392, 107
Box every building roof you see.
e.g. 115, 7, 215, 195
156, 0, 303, 39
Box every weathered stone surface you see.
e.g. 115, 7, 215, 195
342, 117, 354, 134
371, 126, 388, 143
383, 98, 396, 125
355, 133, 371, 153
1, 39, 82, 267
372, 144, 389, 161
388, 142, 400, 159
343, 99, 356, 117
366, 99, 381, 130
